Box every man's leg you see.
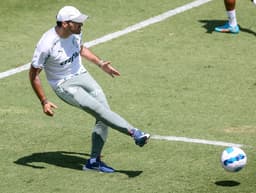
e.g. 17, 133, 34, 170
86, 80, 110, 159
225, 0, 236, 11
55, 73, 149, 147
225, 0, 237, 27
55, 73, 134, 135
215, 0, 239, 33
55, 73, 150, 172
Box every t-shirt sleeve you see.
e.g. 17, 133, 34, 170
31, 40, 49, 69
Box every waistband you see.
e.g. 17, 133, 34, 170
56, 71, 87, 87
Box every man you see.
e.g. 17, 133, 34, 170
215, 0, 256, 34
29, 6, 150, 173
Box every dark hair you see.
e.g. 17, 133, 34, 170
56, 21, 62, 27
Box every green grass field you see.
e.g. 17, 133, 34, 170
1, 0, 256, 192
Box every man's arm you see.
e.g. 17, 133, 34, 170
80, 46, 120, 77
29, 65, 57, 116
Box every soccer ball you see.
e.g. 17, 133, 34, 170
221, 146, 247, 172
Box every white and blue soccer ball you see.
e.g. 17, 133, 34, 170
221, 147, 247, 172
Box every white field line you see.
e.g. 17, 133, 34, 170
0, 63, 31, 79
151, 135, 244, 147
0, 0, 212, 79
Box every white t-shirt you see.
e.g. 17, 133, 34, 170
31, 27, 87, 89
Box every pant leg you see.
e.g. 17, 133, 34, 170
55, 72, 134, 135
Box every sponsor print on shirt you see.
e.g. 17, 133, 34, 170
59, 51, 79, 66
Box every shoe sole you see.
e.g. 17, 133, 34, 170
82, 165, 115, 173
215, 29, 239, 34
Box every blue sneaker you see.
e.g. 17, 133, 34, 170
83, 157, 115, 173
214, 22, 239, 34
132, 129, 150, 147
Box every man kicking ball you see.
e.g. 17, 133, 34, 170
29, 5, 150, 173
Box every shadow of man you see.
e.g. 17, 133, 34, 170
14, 151, 143, 177
14, 151, 89, 170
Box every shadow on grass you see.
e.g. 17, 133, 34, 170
14, 151, 142, 177
199, 19, 256, 36
115, 170, 143, 177
14, 151, 88, 170
215, 180, 240, 187
199, 19, 225, 33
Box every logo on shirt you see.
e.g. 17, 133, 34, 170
60, 51, 79, 66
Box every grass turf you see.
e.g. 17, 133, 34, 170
1, 0, 256, 193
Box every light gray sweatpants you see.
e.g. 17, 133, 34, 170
54, 72, 134, 158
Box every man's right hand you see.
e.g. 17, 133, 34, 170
42, 101, 58, 116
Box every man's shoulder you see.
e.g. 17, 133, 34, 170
38, 27, 59, 49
